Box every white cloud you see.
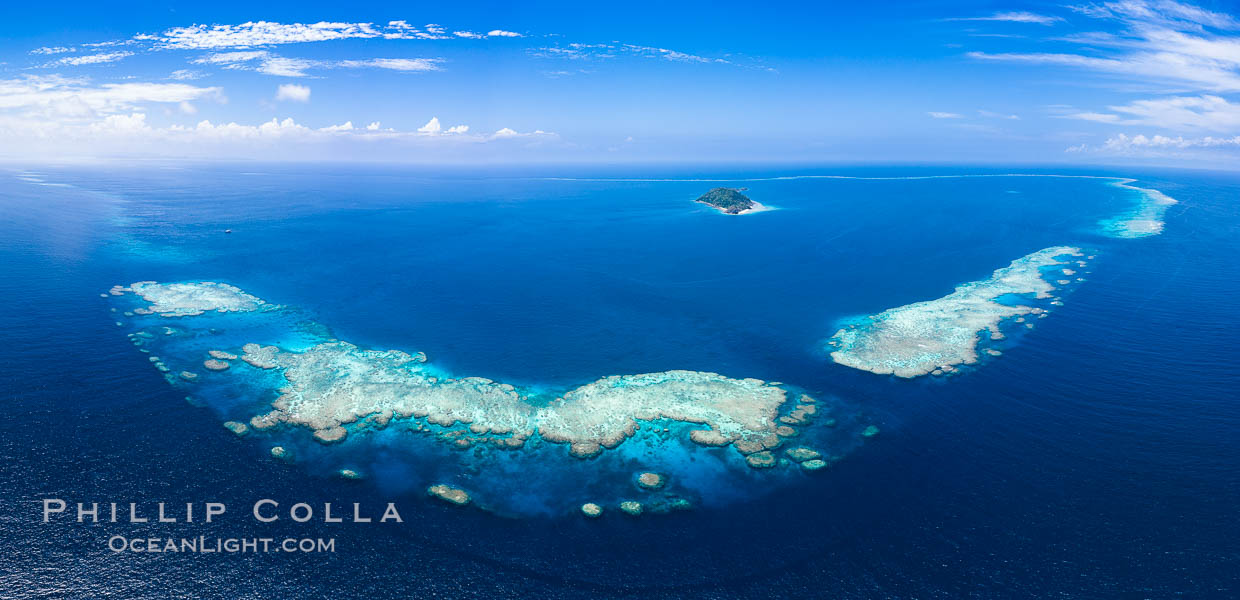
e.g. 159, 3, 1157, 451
969, 1, 1240, 92
534, 42, 733, 66
168, 69, 204, 80
194, 50, 270, 64
950, 11, 1063, 25
193, 51, 314, 77
417, 117, 442, 134
928, 111, 963, 118
0, 75, 223, 116
1098, 132, 1240, 150
1064, 131, 1240, 160
1062, 95, 1240, 130
156, 21, 386, 49
336, 58, 441, 72
178, 101, 197, 114
1061, 132, 1240, 155
88, 112, 150, 133
382, 21, 452, 40
196, 51, 441, 77
53, 51, 134, 66
0, 108, 557, 162
1068, 0, 1240, 30
258, 57, 317, 77
146, 21, 522, 49
31, 46, 75, 55
416, 117, 470, 135
968, 50, 1240, 92
1064, 111, 1123, 123
275, 83, 311, 102
625, 44, 727, 64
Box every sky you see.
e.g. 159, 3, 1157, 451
2, 0, 1240, 167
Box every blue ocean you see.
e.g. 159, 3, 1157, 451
0, 163, 1236, 598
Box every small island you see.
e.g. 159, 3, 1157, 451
695, 187, 763, 215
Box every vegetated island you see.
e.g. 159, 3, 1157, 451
695, 187, 765, 215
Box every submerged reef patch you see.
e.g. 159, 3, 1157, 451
1099, 179, 1177, 238
428, 484, 471, 506
826, 247, 1086, 378
223, 421, 249, 436
637, 472, 667, 490
618, 501, 643, 516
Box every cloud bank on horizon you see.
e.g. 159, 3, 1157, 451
3, 0, 1240, 165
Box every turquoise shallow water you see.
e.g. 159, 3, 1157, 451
0, 163, 1237, 597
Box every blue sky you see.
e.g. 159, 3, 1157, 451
2, 0, 1240, 166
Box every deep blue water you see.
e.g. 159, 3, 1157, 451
0, 163, 1236, 598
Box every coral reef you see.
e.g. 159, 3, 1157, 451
110, 279, 872, 516
618, 501, 643, 516
1099, 180, 1177, 238
240, 344, 280, 369
538, 371, 788, 459
240, 338, 788, 460
428, 484, 471, 506
785, 446, 821, 462
827, 247, 1085, 377
746, 451, 777, 468
126, 281, 268, 317
223, 421, 248, 436
637, 472, 667, 490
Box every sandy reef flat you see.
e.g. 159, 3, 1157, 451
827, 246, 1086, 378
125, 281, 269, 316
